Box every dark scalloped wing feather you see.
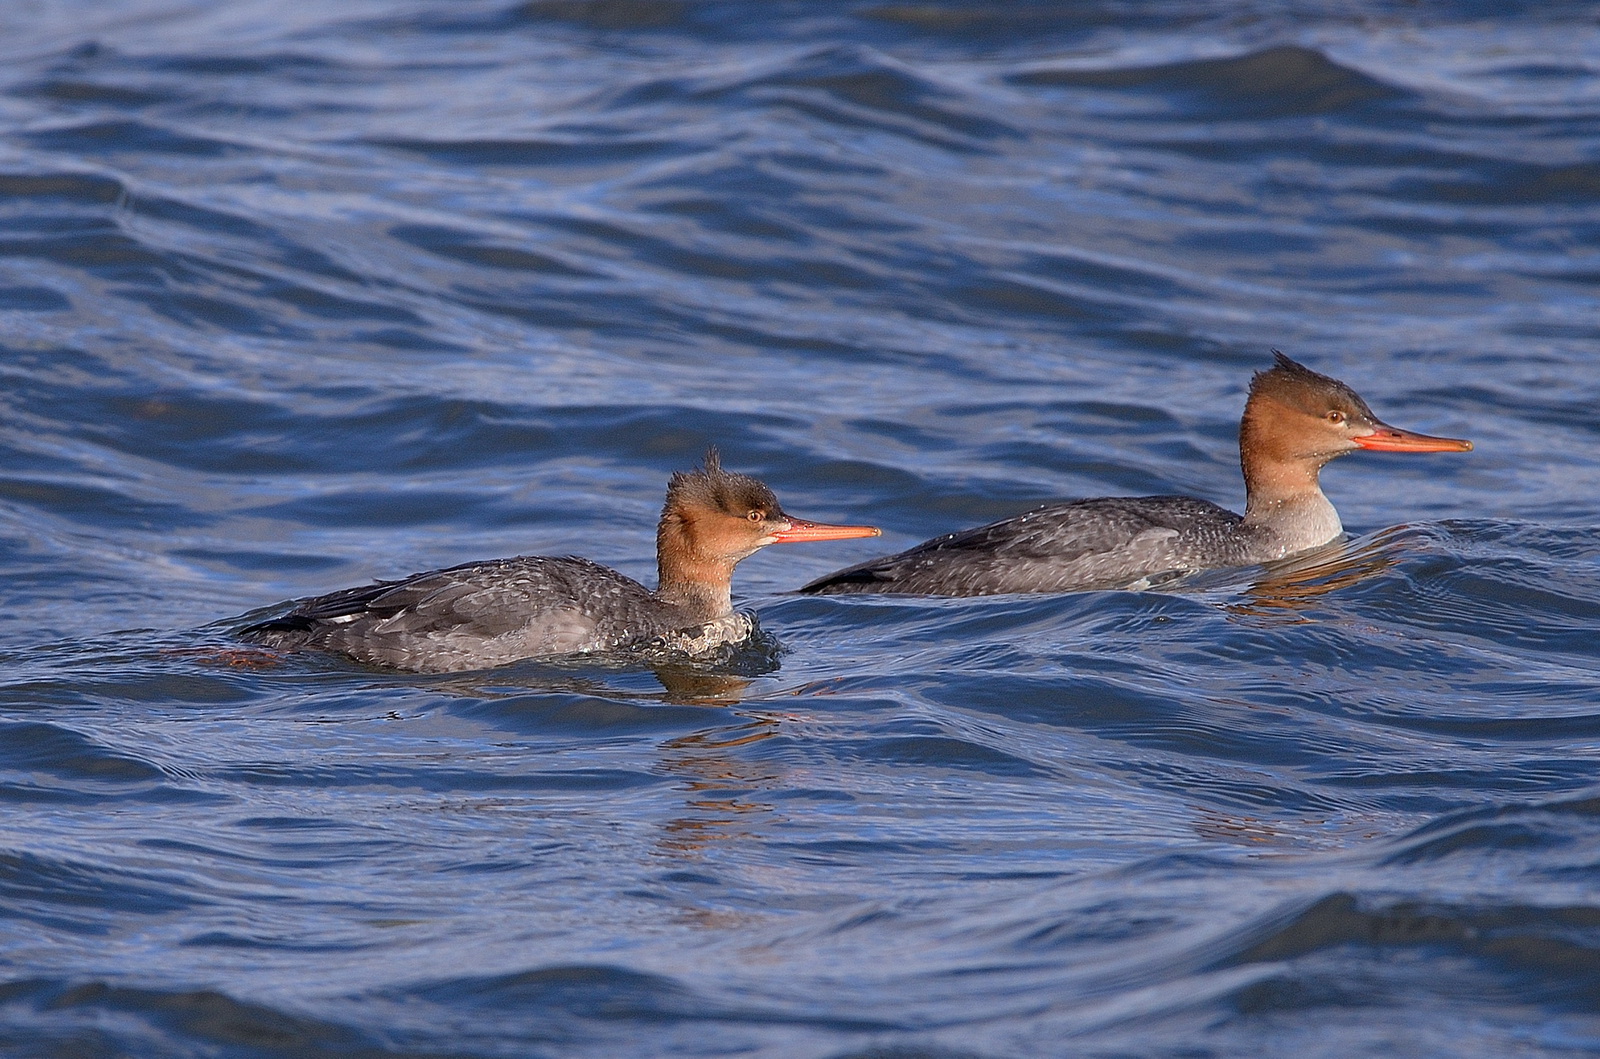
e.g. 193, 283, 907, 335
240, 578, 408, 633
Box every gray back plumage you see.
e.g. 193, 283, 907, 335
800, 496, 1251, 596
243, 555, 683, 672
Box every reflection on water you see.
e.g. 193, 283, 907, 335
657, 714, 784, 862
1227, 531, 1403, 621
1191, 805, 1307, 848
651, 666, 757, 706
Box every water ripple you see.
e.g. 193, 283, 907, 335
0, 2, 1595, 1056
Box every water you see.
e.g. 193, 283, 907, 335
0, 1, 1597, 1055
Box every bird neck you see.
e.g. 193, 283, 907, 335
1240, 457, 1343, 556
655, 518, 736, 620
1239, 405, 1344, 555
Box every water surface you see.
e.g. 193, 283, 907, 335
1, 2, 1598, 1056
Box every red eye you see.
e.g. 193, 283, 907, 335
1327, 410, 1347, 425
748, 510, 764, 522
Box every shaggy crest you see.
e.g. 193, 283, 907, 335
662, 447, 782, 523
1249, 350, 1375, 421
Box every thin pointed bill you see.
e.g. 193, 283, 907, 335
769, 517, 882, 544
1353, 422, 1473, 453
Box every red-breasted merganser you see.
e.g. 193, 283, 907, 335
800, 353, 1470, 598
242, 450, 879, 672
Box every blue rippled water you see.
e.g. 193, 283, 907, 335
1, 1, 1598, 1055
